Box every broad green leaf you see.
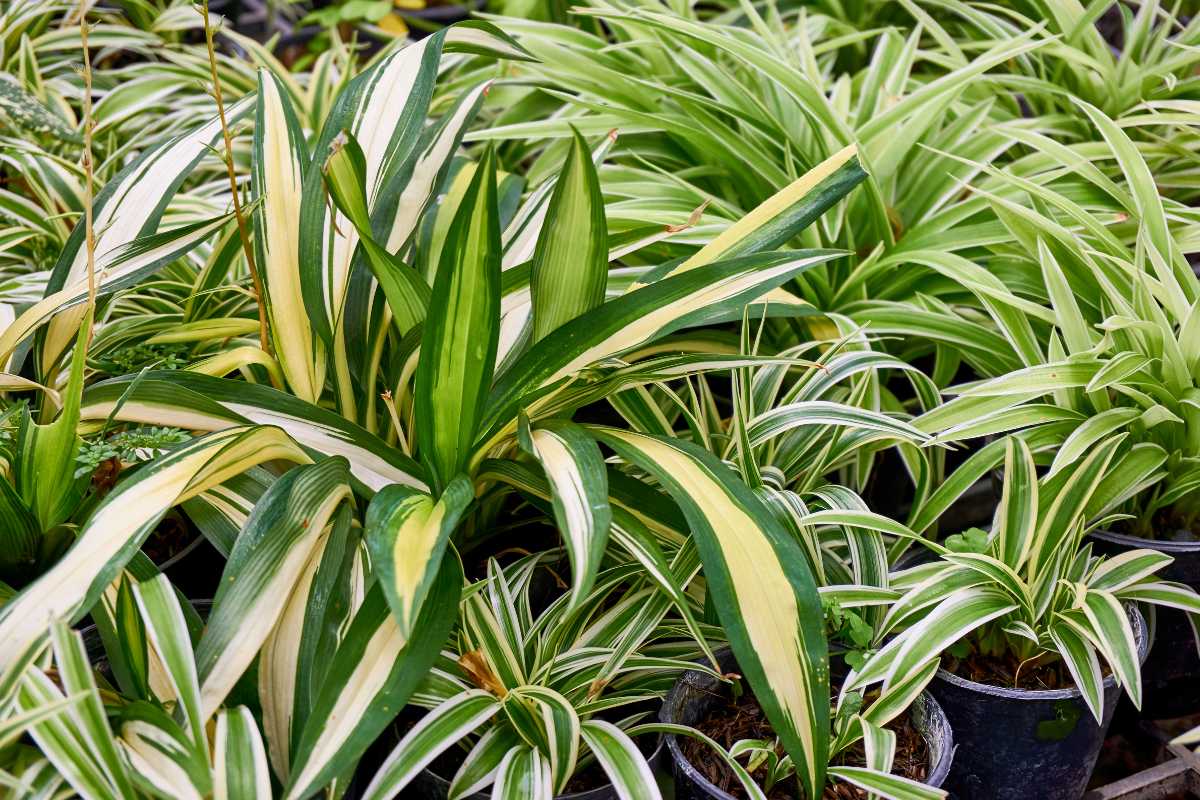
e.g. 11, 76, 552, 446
530, 127, 607, 341
416, 145, 501, 492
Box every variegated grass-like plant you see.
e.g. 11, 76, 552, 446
362, 554, 713, 799
847, 435, 1200, 724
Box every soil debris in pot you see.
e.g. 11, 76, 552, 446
945, 650, 1108, 692
680, 690, 928, 800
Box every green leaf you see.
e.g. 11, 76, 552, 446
416, 145, 501, 492
530, 127, 608, 341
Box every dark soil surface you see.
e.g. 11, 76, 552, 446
680, 691, 928, 800
943, 650, 1090, 692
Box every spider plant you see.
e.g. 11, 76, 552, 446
906, 102, 1200, 537
360, 553, 711, 799
603, 317, 945, 581
846, 435, 1200, 723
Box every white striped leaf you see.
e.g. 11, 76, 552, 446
0, 211, 237, 368
117, 703, 209, 800
131, 576, 205, 754
1077, 590, 1142, 709
361, 690, 501, 800
1049, 617, 1105, 722
827, 766, 945, 800
501, 686, 579, 794
34, 96, 252, 371
518, 419, 611, 613
492, 746, 552, 800
481, 250, 842, 447
283, 552, 463, 800
196, 458, 353, 720
213, 707, 272, 800
0, 425, 309, 670
253, 68, 325, 403
79, 372, 426, 493
449, 727, 521, 799
578, 720, 661, 800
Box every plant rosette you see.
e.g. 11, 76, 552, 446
928, 605, 1147, 800
853, 436, 1200, 799
352, 554, 700, 799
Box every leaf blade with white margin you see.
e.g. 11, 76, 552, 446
253, 67, 324, 403
284, 551, 463, 800
361, 690, 501, 800
34, 96, 252, 371
0, 425, 310, 670
79, 371, 427, 493
518, 418, 611, 612
214, 706, 272, 800
196, 457, 353, 720
579, 720, 661, 800
131, 576, 206, 753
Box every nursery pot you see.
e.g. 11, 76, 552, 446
406, 733, 664, 799
660, 648, 954, 800
1090, 528, 1200, 718
929, 605, 1148, 800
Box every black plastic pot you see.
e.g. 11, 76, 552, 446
1090, 528, 1200, 718
405, 734, 664, 799
660, 648, 954, 800
929, 605, 1148, 800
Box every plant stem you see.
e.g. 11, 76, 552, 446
79, 5, 96, 320
200, 1, 271, 355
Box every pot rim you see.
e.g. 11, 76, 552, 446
932, 603, 1149, 701
663, 648, 954, 799
1090, 528, 1200, 554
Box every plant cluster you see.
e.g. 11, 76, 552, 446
1, 1, 1199, 799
